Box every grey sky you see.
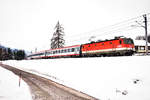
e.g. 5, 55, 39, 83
0, 0, 150, 51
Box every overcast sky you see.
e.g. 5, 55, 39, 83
0, 0, 150, 51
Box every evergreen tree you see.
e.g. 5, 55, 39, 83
51, 21, 65, 49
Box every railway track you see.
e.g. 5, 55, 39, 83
0, 63, 98, 100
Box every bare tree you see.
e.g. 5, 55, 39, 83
135, 35, 150, 43
50, 21, 65, 49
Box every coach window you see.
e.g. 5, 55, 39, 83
68, 49, 71, 52
77, 47, 80, 51
72, 48, 75, 52
62, 50, 64, 53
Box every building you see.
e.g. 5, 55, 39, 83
134, 40, 150, 53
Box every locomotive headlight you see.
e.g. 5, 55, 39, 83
133, 48, 135, 51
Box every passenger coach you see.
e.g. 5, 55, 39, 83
44, 45, 81, 58
27, 45, 81, 59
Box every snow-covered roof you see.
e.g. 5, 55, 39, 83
134, 40, 150, 46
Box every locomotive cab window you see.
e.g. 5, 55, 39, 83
123, 38, 134, 44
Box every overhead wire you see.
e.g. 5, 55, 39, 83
67, 19, 140, 41
66, 25, 139, 44
65, 13, 150, 45
66, 14, 143, 39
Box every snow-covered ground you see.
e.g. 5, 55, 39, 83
0, 65, 32, 100
2, 56, 150, 100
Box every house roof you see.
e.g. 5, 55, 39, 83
134, 40, 150, 46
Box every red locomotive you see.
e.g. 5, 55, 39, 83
81, 36, 135, 57
27, 36, 135, 59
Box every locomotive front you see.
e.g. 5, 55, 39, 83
120, 38, 135, 55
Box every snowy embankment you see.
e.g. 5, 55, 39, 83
0, 65, 32, 100
2, 56, 150, 100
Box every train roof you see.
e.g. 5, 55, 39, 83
45, 45, 80, 52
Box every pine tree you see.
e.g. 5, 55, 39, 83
51, 21, 65, 49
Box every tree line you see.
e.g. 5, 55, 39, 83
135, 35, 150, 43
0, 46, 26, 60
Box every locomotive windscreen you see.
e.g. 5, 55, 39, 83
123, 38, 134, 44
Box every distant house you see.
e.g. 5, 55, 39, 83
134, 40, 150, 53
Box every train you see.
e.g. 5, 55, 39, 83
27, 36, 135, 59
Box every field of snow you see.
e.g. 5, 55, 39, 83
0, 65, 32, 100
2, 56, 150, 100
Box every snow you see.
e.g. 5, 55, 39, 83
134, 40, 150, 46
0, 65, 32, 100
2, 56, 150, 100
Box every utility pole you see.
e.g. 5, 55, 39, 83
143, 14, 148, 55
